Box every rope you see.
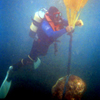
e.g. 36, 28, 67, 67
62, 75, 70, 100
67, 33, 73, 76
62, 32, 73, 100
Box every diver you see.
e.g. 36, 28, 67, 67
0, 6, 83, 98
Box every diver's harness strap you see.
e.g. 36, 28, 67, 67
32, 18, 40, 27
54, 40, 61, 56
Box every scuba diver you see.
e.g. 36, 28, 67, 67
0, 6, 83, 98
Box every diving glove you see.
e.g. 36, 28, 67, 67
66, 26, 74, 33
0, 66, 13, 98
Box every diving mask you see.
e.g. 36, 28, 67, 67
53, 12, 63, 25
53, 12, 62, 18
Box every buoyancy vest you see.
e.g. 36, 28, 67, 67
45, 12, 61, 31
45, 12, 62, 56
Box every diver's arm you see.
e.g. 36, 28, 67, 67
42, 20, 67, 39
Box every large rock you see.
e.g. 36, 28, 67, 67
52, 75, 86, 100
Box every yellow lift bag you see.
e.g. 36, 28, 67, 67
63, 0, 88, 28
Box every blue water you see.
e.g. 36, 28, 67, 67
0, 0, 100, 99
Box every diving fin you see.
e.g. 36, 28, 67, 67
0, 66, 13, 98
34, 58, 41, 69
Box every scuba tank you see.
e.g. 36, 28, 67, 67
30, 8, 47, 38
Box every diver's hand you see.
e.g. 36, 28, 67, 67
75, 19, 84, 27
66, 26, 73, 33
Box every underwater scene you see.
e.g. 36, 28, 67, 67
0, 0, 100, 99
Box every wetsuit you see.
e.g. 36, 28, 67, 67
7, 18, 68, 82
12, 18, 68, 71
29, 19, 68, 60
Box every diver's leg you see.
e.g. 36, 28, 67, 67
0, 56, 34, 98
0, 40, 43, 98
0, 41, 41, 98
29, 41, 41, 69
12, 55, 34, 71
